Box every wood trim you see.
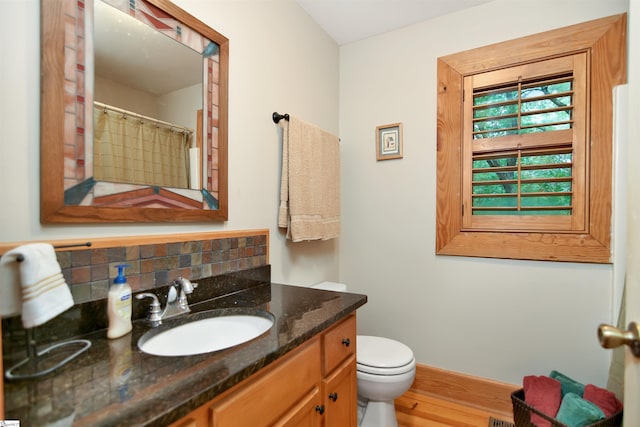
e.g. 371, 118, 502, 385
216, 24, 230, 221
0, 229, 270, 261
40, 0, 65, 223
436, 58, 464, 251
439, 14, 624, 75
436, 13, 626, 263
588, 14, 626, 250
196, 109, 203, 187
147, 0, 228, 42
409, 364, 519, 419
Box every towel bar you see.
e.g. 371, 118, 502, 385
272, 112, 290, 124
15, 241, 92, 262
4, 328, 91, 380
4, 240, 94, 379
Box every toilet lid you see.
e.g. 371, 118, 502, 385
356, 335, 415, 375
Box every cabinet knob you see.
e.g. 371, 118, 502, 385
341, 338, 350, 347
328, 392, 338, 402
315, 405, 325, 415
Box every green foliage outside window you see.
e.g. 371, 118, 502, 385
470, 77, 574, 215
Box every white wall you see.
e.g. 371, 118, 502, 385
94, 75, 161, 118
158, 84, 201, 134
2, 0, 632, 389
339, 0, 628, 387
0, 0, 340, 287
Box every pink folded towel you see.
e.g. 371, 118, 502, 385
583, 384, 623, 417
524, 375, 562, 427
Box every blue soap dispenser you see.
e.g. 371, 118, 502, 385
107, 264, 132, 339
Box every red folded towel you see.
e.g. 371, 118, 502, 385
524, 375, 562, 427
583, 384, 623, 417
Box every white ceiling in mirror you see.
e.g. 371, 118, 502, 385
94, 0, 202, 95
295, 0, 494, 45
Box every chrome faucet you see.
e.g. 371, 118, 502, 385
174, 277, 197, 311
136, 277, 198, 327
136, 292, 162, 327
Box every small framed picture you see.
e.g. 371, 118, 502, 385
376, 123, 403, 161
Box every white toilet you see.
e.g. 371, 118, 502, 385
311, 282, 416, 427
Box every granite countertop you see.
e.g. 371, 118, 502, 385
3, 274, 367, 426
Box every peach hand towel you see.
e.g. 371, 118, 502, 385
0, 243, 73, 328
278, 115, 340, 242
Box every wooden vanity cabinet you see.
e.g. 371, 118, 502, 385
321, 315, 357, 427
273, 387, 323, 427
169, 314, 357, 427
322, 356, 357, 426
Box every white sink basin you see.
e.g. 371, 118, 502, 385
138, 311, 274, 357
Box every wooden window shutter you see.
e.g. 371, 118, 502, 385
435, 14, 626, 263
462, 53, 588, 232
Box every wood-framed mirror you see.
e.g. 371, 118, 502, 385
41, 0, 228, 223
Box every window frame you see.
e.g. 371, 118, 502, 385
462, 53, 587, 232
436, 14, 626, 263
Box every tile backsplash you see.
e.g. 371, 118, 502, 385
55, 233, 268, 303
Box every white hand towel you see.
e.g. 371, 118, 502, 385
0, 258, 21, 317
0, 243, 74, 328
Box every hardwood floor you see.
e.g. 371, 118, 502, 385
395, 390, 515, 427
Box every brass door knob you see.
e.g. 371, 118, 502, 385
598, 321, 640, 357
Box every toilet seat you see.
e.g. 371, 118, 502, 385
357, 335, 416, 376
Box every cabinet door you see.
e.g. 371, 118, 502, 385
169, 404, 208, 427
171, 418, 199, 427
323, 355, 357, 427
322, 315, 356, 376
274, 387, 323, 427
210, 338, 321, 427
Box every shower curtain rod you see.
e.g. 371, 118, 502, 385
94, 101, 193, 135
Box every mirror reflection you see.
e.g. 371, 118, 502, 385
93, 0, 202, 190
41, 0, 228, 222
93, 0, 203, 190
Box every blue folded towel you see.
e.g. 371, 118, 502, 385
550, 370, 585, 397
556, 392, 605, 427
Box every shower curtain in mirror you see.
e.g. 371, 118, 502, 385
93, 108, 191, 188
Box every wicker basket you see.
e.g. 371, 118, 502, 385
511, 389, 623, 427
